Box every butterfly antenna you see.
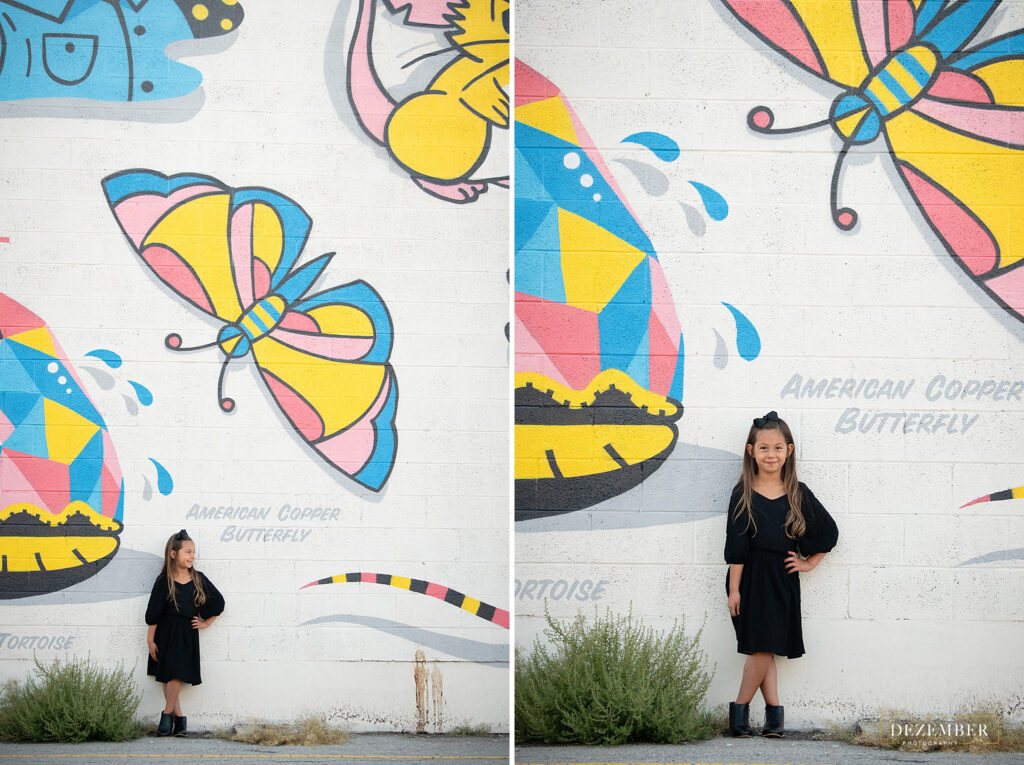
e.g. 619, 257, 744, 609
216, 355, 235, 413
747, 106, 831, 135
165, 334, 220, 353
830, 143, 857, 231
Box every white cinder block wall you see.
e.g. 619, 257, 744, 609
0, 0, 508, 731
515, 0, 1024, 728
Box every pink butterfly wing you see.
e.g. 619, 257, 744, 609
855, 0, 915, 68
719, 0, 830, 80
252, 284, 397, 492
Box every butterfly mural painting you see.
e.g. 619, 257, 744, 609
102, 170, 398, 492
718, 0, 1024, 323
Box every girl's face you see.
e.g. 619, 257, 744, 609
171, 541, 195, 571
747, 428, 794, 476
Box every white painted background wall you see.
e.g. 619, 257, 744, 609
516, 0, 1024, 728
0, 0, 509, 732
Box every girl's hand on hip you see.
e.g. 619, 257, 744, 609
191, 617, 208, 630
728, 590, 740, 617
784, 551, 812, 573
147, 642, 158, 661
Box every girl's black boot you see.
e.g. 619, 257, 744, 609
172, 715, 187, 737
729, 701, 754, 737
157, 712, 173, 737
762, 704, 784, 737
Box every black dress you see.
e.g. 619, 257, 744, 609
724, 483, 838, 659
145, 573, 225, 685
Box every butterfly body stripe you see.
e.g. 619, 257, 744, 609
218, 296, 287, 357
302, 571, 509, 628
239, 296, 286, 342
834, 45, 939, 141
864, 45, 938, 116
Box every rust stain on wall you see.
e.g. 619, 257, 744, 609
414, 649, 428, 734
430, 662, 444, 734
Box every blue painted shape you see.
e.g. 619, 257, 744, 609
2, 422, 48, 459
0, 0, 243, 103
128, 381, 153, 406
114, 479, 125, 522
0, 353, 39, 414
624, 330, 650, 390
516, 123, 657, 260
921, 0, 995, 59
722, 302, 762, 361
352, 374, 398, 491
101, 171, 220, 205
599, 259, 652, 385
515, 249, 567, 305
84, 349, 122, 368
513, 145, 552, 204
149, 458, 174, 496
69, 429, 104, 506
1, 391, 44, 428
689, 182, 729, 221
913, 0, 945, 34
515, 203, 566, 303
6, 341, 103, 425
515, 199, 556, 254
621, 132, 680, 162
954, 29, 1024, 70
669, 332, 685, 402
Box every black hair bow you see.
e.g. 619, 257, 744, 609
753, 411, 779, 428
175, 529, 189, 540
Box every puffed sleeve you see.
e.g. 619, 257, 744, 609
798, 484, 838, 555
724, 488, 752, 564
145, 576, 167, 625
199, 572, 225, 618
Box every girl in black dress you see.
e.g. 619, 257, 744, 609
145, 530, 225, 737
724, 412, 837, 738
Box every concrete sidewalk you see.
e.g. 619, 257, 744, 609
0, 733, 510, 764
516, 736, 1024, 765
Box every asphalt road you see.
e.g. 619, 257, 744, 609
0, 733, 510, 764
517, 737, 1024, 765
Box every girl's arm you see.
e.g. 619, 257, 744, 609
191, 615, 218, 630
728, 563, 743, 616
147, 625, 158, 661
784, 551, 826, 573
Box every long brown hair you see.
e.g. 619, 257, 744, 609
733, 413, 806, 539
162, 530, 207, 610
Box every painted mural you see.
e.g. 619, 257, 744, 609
719, 0, 1024, 324
514, 60, 686, 520
302, 572, 510, 628
101, 170, 399, 492
963, 485, 1024, 507
347, 0, 510, 203
0, 0, 243, 102
0, 293, 124, 599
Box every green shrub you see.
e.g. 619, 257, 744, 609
515, 606, 717, 745
0, 656, 143, 742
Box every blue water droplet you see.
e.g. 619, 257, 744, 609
128, 381, 153, 406
722, 302, 761, 361
689, 181, 729, 221
84, 349, 122, 368
149, 458, 173, 496
621, 132, 680, 162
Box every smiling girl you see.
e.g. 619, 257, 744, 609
145, 530, 224, 737
724, 412, 838, 738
